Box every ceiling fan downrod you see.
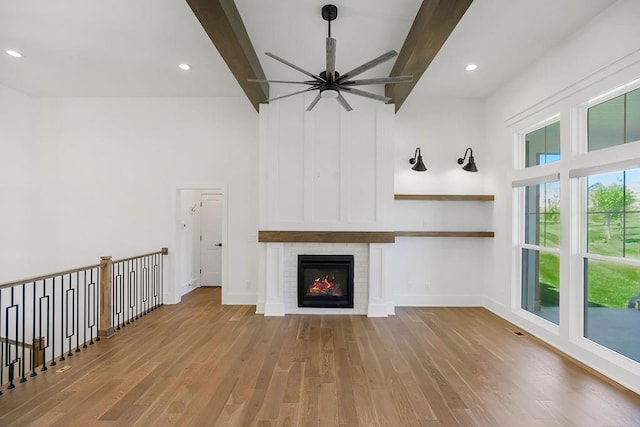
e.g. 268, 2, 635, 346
321, 4, 337, 38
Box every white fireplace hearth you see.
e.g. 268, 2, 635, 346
257, 242, 394, 317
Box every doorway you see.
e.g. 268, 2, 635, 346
200, 192, 223, 287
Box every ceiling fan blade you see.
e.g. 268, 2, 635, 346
336, 93, 353, 112
249, 79, 317, 85
265, 52, 326, 82
342, 87, 391, 103
336, 50, 398, 82
306, 93, 322, 111
326, 37, 336, 81
267, 87, 318, 103
340, 75, 413, 86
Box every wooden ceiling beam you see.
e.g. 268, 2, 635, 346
386, 0, 473, 113
185, 0, 268, 113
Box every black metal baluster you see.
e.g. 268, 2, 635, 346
142, 256, 148, 315
76, 271, 80, 353
134, 258, 139, 321
20, 283, 27, 383
66, 273, 74, 358
113, 263, 118, 330
152, 256, 158, 311
83, 271, 87, 349
40, 279, 50, 371
6, 287, 18, 389
125, 261, 130, 325
157, 254, 161, 308
1, 288, 4, 394
116, 262, 123, 330
160, 252, 164, 306
59, 275, 65, 362
95, 268, 100, 342
119, 262, 123, 328
50, 277, 56, 366
31, 281, 37, 378
129, 265, 136, 324
121, 262, 126, 328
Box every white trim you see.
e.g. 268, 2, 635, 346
395, 295, 483, 307
582, 252, 640, 268
520, 113, 561, 134
569, 151, 640, 178
586, 76, 640, 106
512, 172, 560, 188
223, 292, 257, 305
521, 244, 560, 254
504, 47, 640, 127
366, 304, 390, 317
264, 302, 285, 317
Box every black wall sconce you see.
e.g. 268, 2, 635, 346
409, 147, 427, 172
457, 147, 478, 172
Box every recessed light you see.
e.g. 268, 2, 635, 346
6, 50, 23, 58
465, 63, 477, 71
178, 63, 191, 71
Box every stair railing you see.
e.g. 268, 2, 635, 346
0, 248, 167, 394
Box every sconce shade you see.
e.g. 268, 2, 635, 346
410, 147, 427, 172
462, 156, 478, 172
457, 148, 478, 172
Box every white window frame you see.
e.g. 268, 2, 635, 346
513, 177, 562, 332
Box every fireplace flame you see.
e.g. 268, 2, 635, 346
308, 275, 336, 295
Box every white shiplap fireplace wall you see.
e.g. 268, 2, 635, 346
257, 94, 395, 316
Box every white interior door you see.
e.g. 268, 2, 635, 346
200, 193, 222, 286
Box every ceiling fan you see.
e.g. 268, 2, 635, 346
249, 4, 412, 112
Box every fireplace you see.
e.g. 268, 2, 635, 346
298, 255, 354, 308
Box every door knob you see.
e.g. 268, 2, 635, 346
215, 243, 222, 247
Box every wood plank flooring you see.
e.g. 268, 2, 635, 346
0, 287, 638, 426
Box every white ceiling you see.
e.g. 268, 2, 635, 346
0, 0, 616, 102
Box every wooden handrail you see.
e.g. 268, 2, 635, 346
112, 248, 168, 264
0, 264, 102, 290
0, 248, 169, 290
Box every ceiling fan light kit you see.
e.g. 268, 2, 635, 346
249, 4, 412, 112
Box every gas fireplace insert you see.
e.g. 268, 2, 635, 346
297, 254, 354, 308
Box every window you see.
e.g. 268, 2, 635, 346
521, 180, 560, 324
588, 87, 640, 151
587, 169, 640, 258
525, 121, 560, 167
584, 169, 640, 362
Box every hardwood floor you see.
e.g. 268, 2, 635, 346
0, 287, 638, 426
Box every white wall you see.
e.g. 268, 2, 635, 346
0, 84, 56, 281
259, 93, 394, 231
0, 94, 259, 304
391, 96, 492, 305
485, 0, 640, 393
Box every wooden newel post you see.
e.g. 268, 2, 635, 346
32, 337, 45, 367
99, 255, 115, 337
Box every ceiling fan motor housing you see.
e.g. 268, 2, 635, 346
322, 5, 337, 21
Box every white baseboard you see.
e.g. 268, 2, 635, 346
264, 302, 285, 316
222, 292, 257, 305
395, 294, 483, 307
367, 303, 390, 317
